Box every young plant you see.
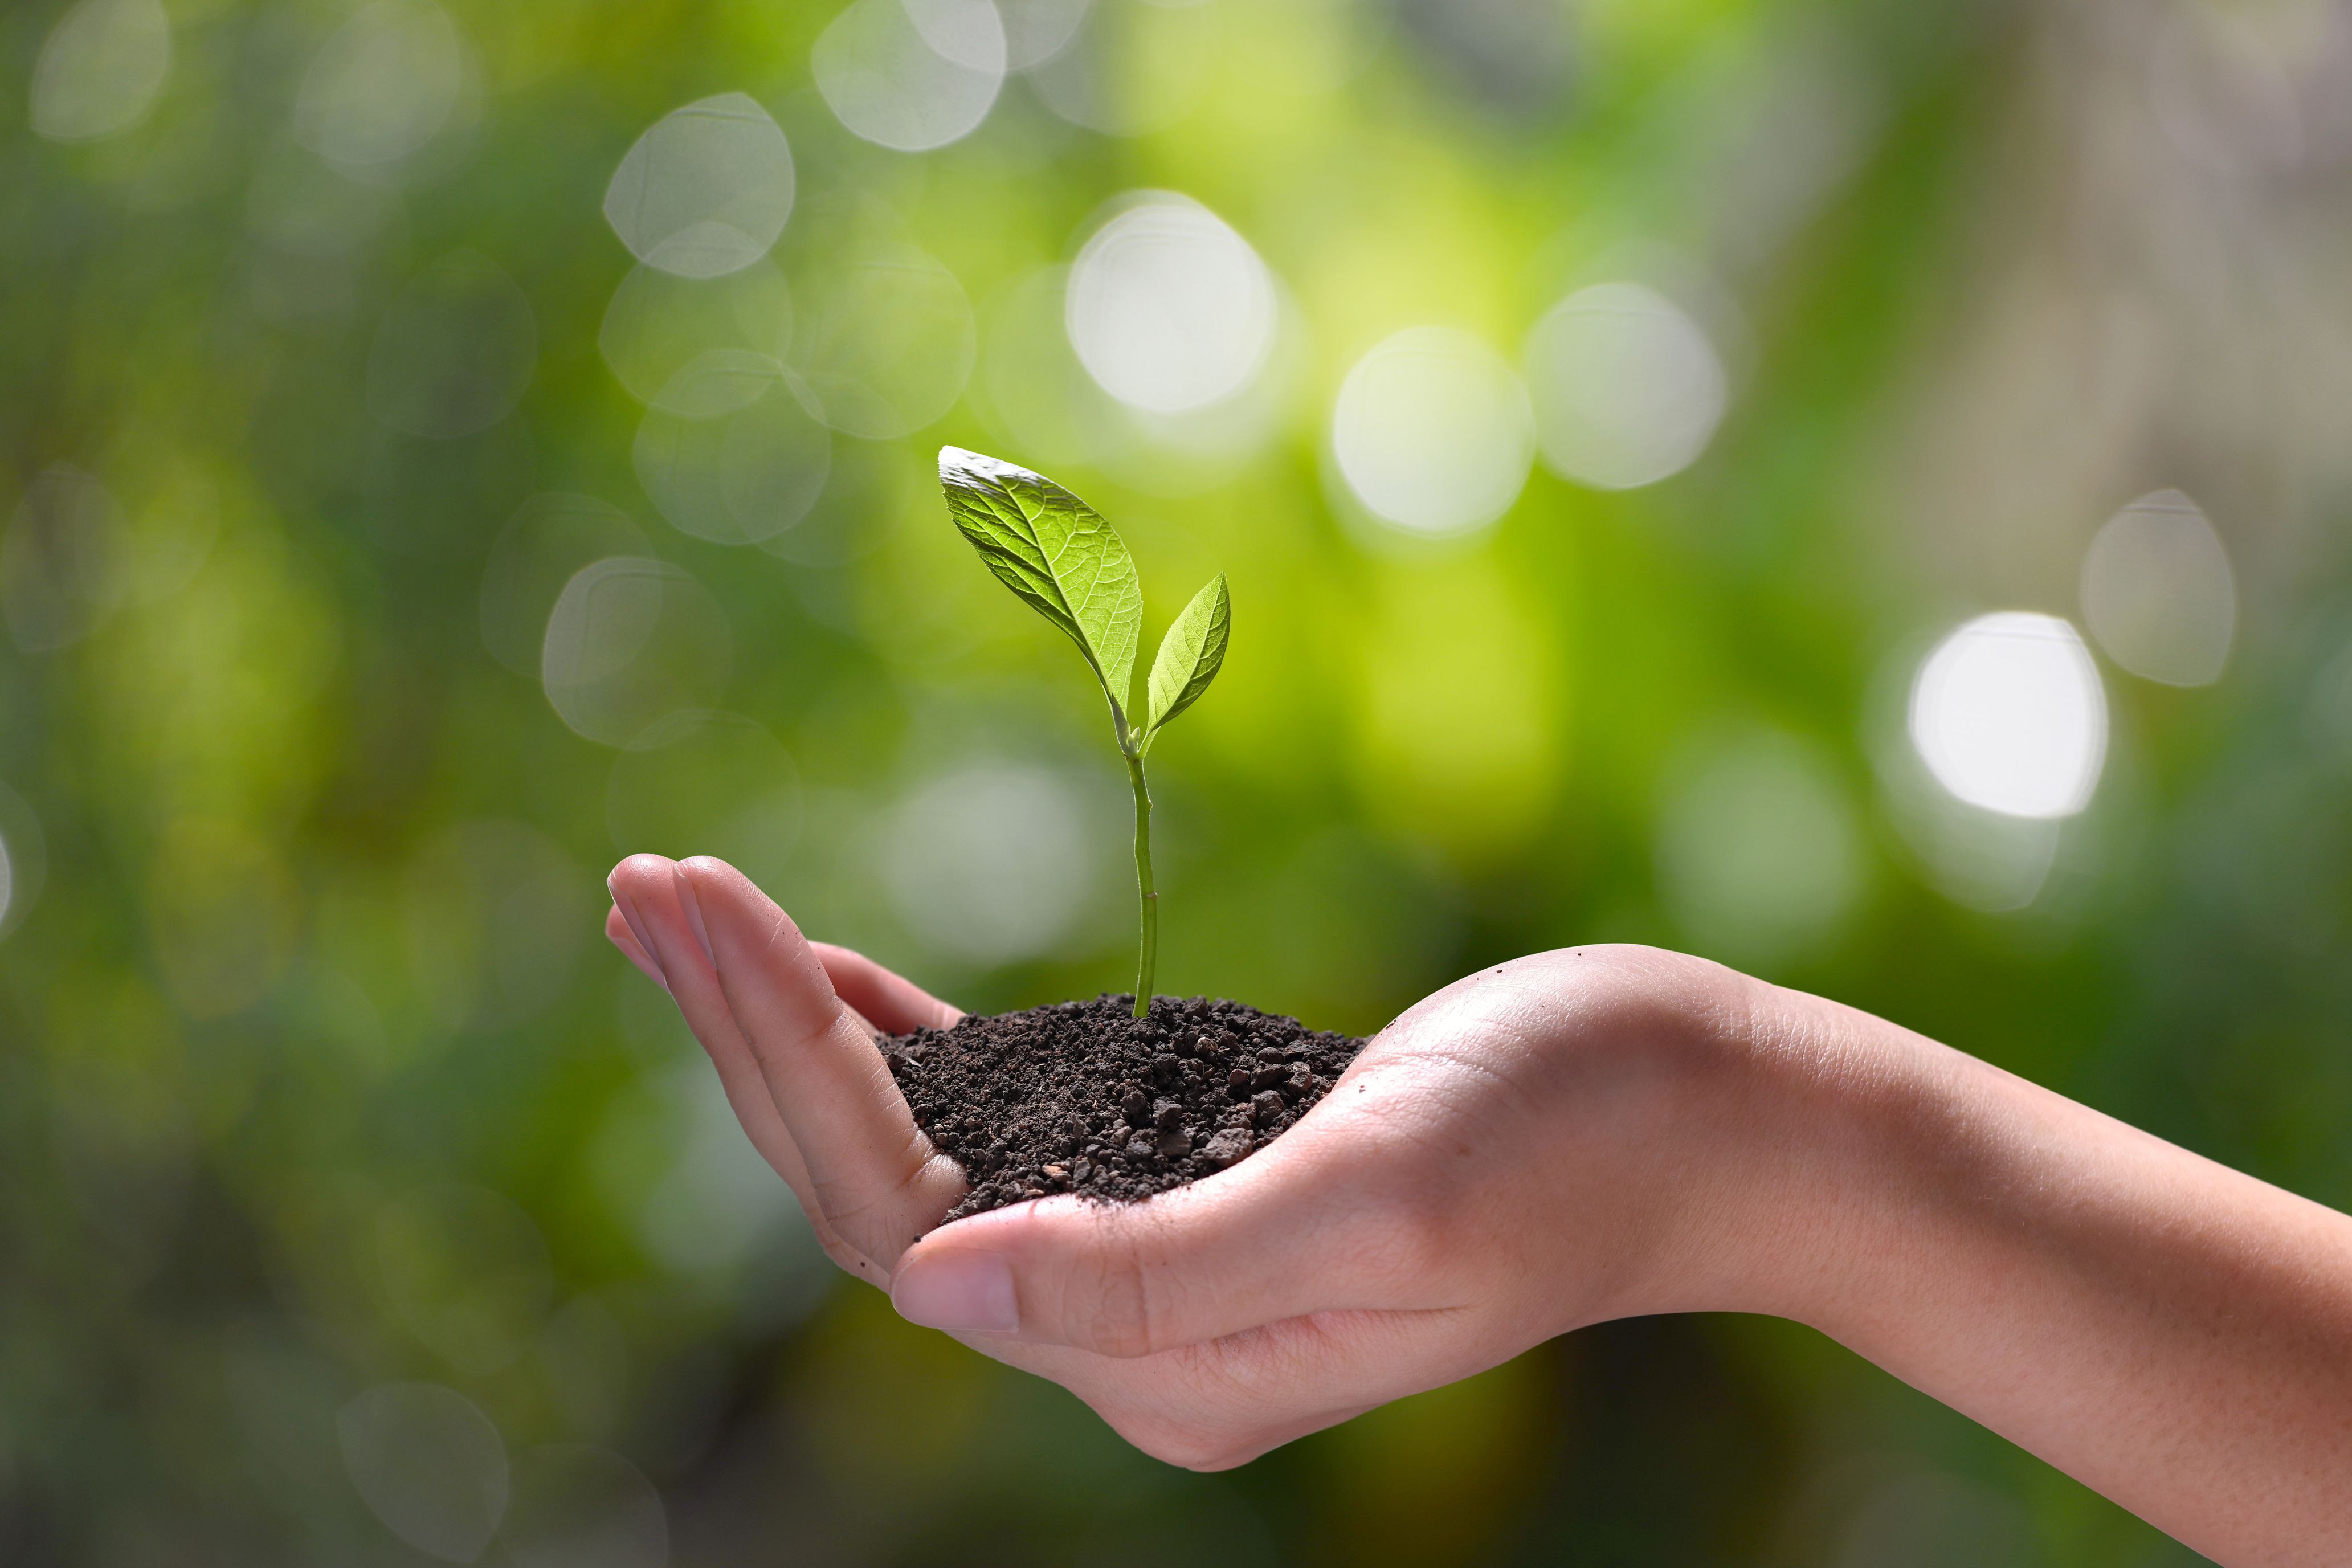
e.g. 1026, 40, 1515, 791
938, 447, 1230, 1019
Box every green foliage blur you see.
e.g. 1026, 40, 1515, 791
2, 0, 2343, 1561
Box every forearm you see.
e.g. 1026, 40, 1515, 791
1756, 990, 2352, 1565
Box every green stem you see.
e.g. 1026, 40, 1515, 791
1126, 749, 1155, 1018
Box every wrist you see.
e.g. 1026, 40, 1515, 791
1576, 960, 1945, 1330
1669, 977, 2016, 1336
1454, 947, 1830, 1330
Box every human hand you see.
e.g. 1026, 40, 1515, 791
603, 851, 1801, 1467
607, 852, 2352, 1560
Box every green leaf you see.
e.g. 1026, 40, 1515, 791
1142, 572, 1230, 750
938, 447, 1144, 727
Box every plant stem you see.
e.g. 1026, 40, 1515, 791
1126, 749, 1156, 1018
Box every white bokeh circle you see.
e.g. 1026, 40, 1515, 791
1909, 612, 2107, 820
1001, 0, 1091, 67
603, 94, 795, 279
479, 494, 651, 677
791, 242, 975, 439
30, 0, 170, 144
1524, 282, 1726, 491
1067, 194, 1276, 415
598, 258, 793, 412
294, 0, 475, 181
2079, 489, 2235, 688
878, 763, 1098, 966
541, 558, 733, 745
633, 384, 831, 547
1027, 0, 1217, 138
1330, 326, 1533, 537
813, 0, 1007, 153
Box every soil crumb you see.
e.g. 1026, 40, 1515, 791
883, 994, 1365, 1222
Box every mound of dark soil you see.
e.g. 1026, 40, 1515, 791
881, 994, 1365, 1222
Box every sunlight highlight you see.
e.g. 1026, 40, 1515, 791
30, 0, 170, 143
814, 0, 1007, 152
294, 0, 474, 181
2080, 489, 2234, 688
1067, 194, 1277, 416
603, 95, 795, 279
881, 763, 1099, 966
1524, 283, 1726, 491
541, 558, 733, 746
598, 258, 794, 413
1910, 612, 2106, 819
1332, 327, 1533, 537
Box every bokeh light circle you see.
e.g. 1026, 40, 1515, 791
663, 340, 783, 410
30, 0, 171, 144
633, 383, 831, 546
1028, 0, 1218, 138
754, 433, 908, 570
480, 495, 652, 677
603, 94, 796, 280
0, 782, 45, 940
1330, 326, 1533, 537
598, 258, 793, 411
1909, 612, 2107, 819
541, 558, 733, 745
337, 1383, 508, 1563
880, 763, 1099, 966
646, 351, 785, 420
1067, 194, 1276, 415
602, 1060, 816, 1282
1656, 729, 1862, 967
2079, 489, 2235, 688
814, 0, 1008, 153
791, 241, 975, 439
1001, 0, 1091, 67
294, 0, 473, 179
1524, 282, 1726, 490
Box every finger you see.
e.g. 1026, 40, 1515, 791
887, 1095, 1455, 1356
672, 855, 963, 1268
606, 857, 879, 1280
606, 905, 669, 991
812, 941, 962, 1035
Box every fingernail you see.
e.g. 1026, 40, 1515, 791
673, 872, 716, 966
891, 1251, 1018, 1333
608, 878, 668, 989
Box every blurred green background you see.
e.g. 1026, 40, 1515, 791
4, 0, 2347, 1559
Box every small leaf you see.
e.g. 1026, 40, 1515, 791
938, 447, 1143, 725
1143, 572, 1230, 749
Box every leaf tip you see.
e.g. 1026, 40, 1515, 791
939, 446, 1043, 490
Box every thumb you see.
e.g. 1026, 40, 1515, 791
887, 1110, 1445, 1356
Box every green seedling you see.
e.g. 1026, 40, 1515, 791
938, 447, 1230, 1019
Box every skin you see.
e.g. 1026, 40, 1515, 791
606, 852, 2352, 1567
